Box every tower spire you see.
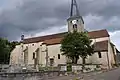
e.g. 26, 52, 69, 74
70, 0, 84, 24
67, 0, 84, 32
70, 0, 80, 17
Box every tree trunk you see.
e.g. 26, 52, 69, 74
72, 60, 74, 64
72, 57, 74, 64
71, 57, 78, 64
75, 57, 78, 64
82, 57, 86, 64
82, 57, 86, 72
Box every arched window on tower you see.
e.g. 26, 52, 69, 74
73, 24, 77, 31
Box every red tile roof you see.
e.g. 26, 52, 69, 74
23, 29, 109, 44
23, 32, 66, 44
88, 29, 109, 39
43, 37, 63, 45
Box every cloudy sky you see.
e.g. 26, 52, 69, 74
0, 0, 120, 50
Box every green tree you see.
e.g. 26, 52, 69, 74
61, 31, 94, 65
0, 38, 20, 64
0, 38, 10, 64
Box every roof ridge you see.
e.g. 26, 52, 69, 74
24, 29, 107, 40
24, 32, 67, 40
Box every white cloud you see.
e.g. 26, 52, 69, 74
84, 14, 103, 30
0, 0, 120, 43
22, 25, 67, 39
109, 31, 120, 50
83, 14, 120, 31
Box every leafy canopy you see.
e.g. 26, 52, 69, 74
0, 38, 10, 64
0, 38, 20, 64
61, 31, 94, 64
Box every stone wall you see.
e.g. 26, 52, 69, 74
59, 64, 102, 72
0, 71, 66, 80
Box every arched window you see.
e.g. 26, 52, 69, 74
33, 52, 35, 59
73, 24, 77, 31
98, 52, 102, 58
58, 54, 60, 59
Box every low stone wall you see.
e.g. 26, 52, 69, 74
0, 71, 66, 80
59, 64, 102, 72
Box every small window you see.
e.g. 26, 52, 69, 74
98, 52, 102, 58
33, 52, 35, 59
58, 54, 60, 59
32, 44, 34, 46
50, 58, 54, 66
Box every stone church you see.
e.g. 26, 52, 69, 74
10, 0, 119, 70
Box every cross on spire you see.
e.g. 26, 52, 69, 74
70, 0, 80, 17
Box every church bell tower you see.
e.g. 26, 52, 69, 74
67, 0, 84, 32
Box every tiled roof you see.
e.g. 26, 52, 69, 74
23, 32, 66, 44
23, 29, 109, 44
88, 29, 109, 39
43, 37, 63, 45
